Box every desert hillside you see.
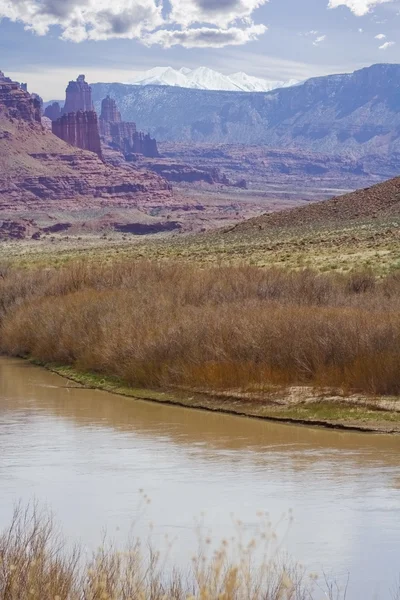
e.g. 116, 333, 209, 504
231, 175, 400, 233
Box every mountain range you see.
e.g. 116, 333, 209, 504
89, 64, 400, 158
127, 66, 298, 92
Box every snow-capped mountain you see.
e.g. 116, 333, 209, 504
127, 67, 298, 93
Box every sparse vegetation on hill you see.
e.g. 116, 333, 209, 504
232, 176, 400, 232
4, 172, 400, 276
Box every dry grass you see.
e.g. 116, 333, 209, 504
0, 505, 322, 600
2, 261, 400, 396
3, 212, 400, 277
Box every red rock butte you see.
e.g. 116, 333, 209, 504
51, 74, 102, 158
44, 102, 62, 121
132, 131, 159, 158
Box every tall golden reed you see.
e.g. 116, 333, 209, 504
2, 261, 400, 394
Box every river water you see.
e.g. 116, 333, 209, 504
0, 357, 399, 598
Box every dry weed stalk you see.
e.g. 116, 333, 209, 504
0, 505, 334, 600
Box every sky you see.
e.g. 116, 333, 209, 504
1, 0, 400, 100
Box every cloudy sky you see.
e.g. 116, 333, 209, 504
1, 0, 400, 99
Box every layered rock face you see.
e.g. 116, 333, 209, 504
0, 70, 41, 122
63, 74, 94, 113
44, 102, 61, 121
52, 111, 103, 159
140, 161, 230, 184
0, 69, 172, 213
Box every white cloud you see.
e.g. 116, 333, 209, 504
169, 0, 269, 29
0, 0, 164, 41
145, 24, 267, 48
328, 0, 393, 17
375, 33, 386, 38
0, 0, 268, 47
379, 40, 395, 49
313, 34, 327, 45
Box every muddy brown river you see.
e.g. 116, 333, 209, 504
0, 357, 399, 598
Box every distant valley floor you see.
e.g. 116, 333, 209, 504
1, 141, 387, 246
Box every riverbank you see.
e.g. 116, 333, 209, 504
2, 260, 400, 434
40, 362, 400, 434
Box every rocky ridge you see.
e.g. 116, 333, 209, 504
89, 64, 400, 164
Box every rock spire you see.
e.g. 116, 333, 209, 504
100, 96, 121, 123
63, 74, 93, 114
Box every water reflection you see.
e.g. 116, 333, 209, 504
0, 358, 399, 599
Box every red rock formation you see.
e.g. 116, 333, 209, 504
109, 122, 138, 151
99, 95, 159, 158
138, 160, 231, 184
63, 74, 93, 113
31, 93, 43, 115
44, 102, 61, 121
100, 96, 121, 123
0, 70, 41, 122
132, 132, 159, 158
0, 69, 172, 217
99, 95, 138, 156
0, 219, 38, 240
52, 111, 103, 159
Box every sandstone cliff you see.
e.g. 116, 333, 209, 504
0, 71, 172, 211
52, 111, 103, 159
0, 70, 41, 123
100, 95, 121, 123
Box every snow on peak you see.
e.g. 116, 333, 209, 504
128, 67, 298, 92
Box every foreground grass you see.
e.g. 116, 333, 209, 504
2, 260, 400, 431
0, 504, 358, 600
